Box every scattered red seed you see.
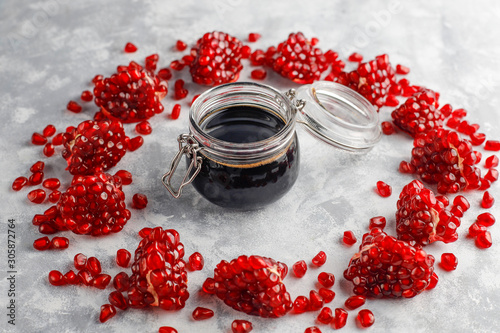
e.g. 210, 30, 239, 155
345, 295, 366, 310
78, 270, 94, 286
312, 251, 327, 267
481, 191, 495, 208
87, 257, 102, 276
124, 42, 138, 53
293, 296, 309, 314
31, 132, 47, 145
248, 33, 261, 42
27, 189, 46, 204
469, 222, 487, 238
157, 68, 172, 81
309, 290, 324, 311
333, 308, 348, 329
52, 133, 64, 146
29, 171, 44, 185
116, 249, 131, 268
318, 288, 335, 303
384, 94, 399, 107
251, 69, 267, 80
317, 272, 335, 288
108, 290, 128, 310
231, 319, 253, 333
310, 37, 319, 46
99, 304, 117, 323
396, 64, 410, 75
188, 252, 204, 271
176, 40, 187, 51
477, 212, 495, 227
452, 195, 470, 212
67, 100, 82, 113
114, 170, 133, 185
113, 272, 130, 292
440, 253, 458, 271
136, 120, 152, 135
475, 230, 492, 249
381, 121, 395, 135
485, 140, 500, 151
92, 74, 103, 84
74, 253, 87, 270
50, 237, 69, 249
81, 90, 93, 102
317, 307, 333, 324
357, 309, 375, 328
342, 230, 357, 246
159, 327, 178, 333
12, 177, 28, 191
43, 143, 55, 157
42, 178, 60, 190
43, 124, 56, 137
485, 155, 499, 168
304, 327, 322, 333
33, 236, 51, 250
127, 136, 144, 151
369, 216, 386, 230
348, 52, 363, 62
192, 307, 214, 320
376, 181, 392, 197
171, 104, 181, 119
485, 169, 498, 183
426, 272, 439, 290
48, 270, 67, 286
132, 193, 148, 209
93, 274, 112, 289
64, 270, 80, 285
48, 190, 61, 203
470, 132, 486, 146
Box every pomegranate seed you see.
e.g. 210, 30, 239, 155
92, 74, 103, 84
188, 252, 204, 271
116, 249, 131, 268
293, 296, 309, 314
343, 231, 357, 246
477, 212, 495, 227
317, 307, 333, 324
231, 319, 253, 333
304, 327, 321, 333
12, 177, 28, 191
439, 104, 452, 117
453, 195, 470, 212
158, 68, 172, 81
108, 290, 128, 310
376, 181, 392, 197
170, 60, 185, 71
318, 288, 335, 303
309, 290, 324, 311
175, 40, 187, 51
124, 42, 138, 53
436, 195, 450, 207
42, 178, 60, 190
159, 327, 178, 333
312, 251, 326, 267
348, 52, 363, 62
64, 270, 80, 285
74, 253, 87, 270
485, 140, 500, 151
357, 309, 375, 328
469, 132, 486, 146
381, 121, 395, 135
33, 236, 50, 250
132, 193, 148, 209
396, 64, 410, 74
369, 216, 386, 230
99, 304, 116, 323
248, 33, 261, 42
475, 230, 492, 249
317, 272, 335, 288
43, 143, 55, 157
48, 270, 67, 286
31, 132, 47, 145
29, 171, 44, 185
310, 37, 319, 45
93, 274, 112, 289
440, 253, 458, 271
81, 90, 93, 102
192, 307, 214, 320
113, 272, 130, 292
27, 189, 46, 204
469, 222, 487, 238
171, 104, 181, 119
48, 191, 61, 203
136, 120, 152, 135
50, 236, 69, 249
345, 295, 366, 310
479, 179, 492, 191
127, 136, 144, 151
114, 170, 133, 185
67, 100, 82, 113
485, 155, 499, 168
292, 260, 307, 277
87, 257, 102, 276
52, 133, 64, 146
426, 272, 439, 290
485, 169, 498, 183
333, 308, 348, 329
138, 227, 152, 238
384, 94, 399, 107
250, 69, 267, 80
481, 191, 495, 208
43, 124, 56, 137
399, 160, 415, 174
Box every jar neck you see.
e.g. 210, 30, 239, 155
189, 82, 297, 166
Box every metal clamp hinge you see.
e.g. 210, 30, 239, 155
285, 88, 306, 111
161, 134, 203, 198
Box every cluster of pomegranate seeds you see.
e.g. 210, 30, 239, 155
93, 63, 167, 122
356, 309, 375, 328
62, 120, 127, 175
312, 251, 327, 266
345, 295, 366, 310
192, 307, 214, 320
132, 193, 148, 209
116, 249, 131, 268
376, 181, 392, 197
231, 319, 253, 333
440, 253, 458, 271
127, 227, 189, 310
335, 54, 397, 109
343, 230, 357, 245
124, 42, 138, 53
292, 260, 308, 278
48, 253, 111, 289
203, 255, 292, 318
405, 128, 482, 193
396, 180, 461, 246
188, 252, 204, 271
263, 32, 332, 84
391, 88, 445, 137
188, 31, 244, 86
344, 228, 435, 298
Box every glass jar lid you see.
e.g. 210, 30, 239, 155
294, 81, 381, 152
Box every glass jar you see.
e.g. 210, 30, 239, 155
162, 81, 381, 210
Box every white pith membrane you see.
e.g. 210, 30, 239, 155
146, 271, 160, 306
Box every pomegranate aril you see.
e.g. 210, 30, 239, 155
475, 230, 492, 249
309, 290, 324, 311
108, 290, 128, 310
251, 69, 267, 80
357, 309, 375, 328
304, 327, 322, 333
33, 236, 50, 251
481, 191, 495, 208
426, 272, 439, 290
12, 177, 28, 191
99, 304, 116, 323
136, 121, 152, 135
333, 308, 348, 329
175, 40, 187, 51
113, 272, 130, 292
376, 181, 392, 197
293, 296, 309, 314
231, 319, 253, 333
64, 270, 80, 285
399, 160, 415, 174
318, 288, 335, 303
477, 212, 495, 227
157, 68, 172, 81
317, 307, 333, 324
170, 59, 185, 71
80, 90, 93, 102
30, 160, 44, 172
32, 132, 47, 145
485, 140, 500, 151
171, 104, 181, 120
159, 327, 178, 333
343, 230, 357, 246
138, 227, 152, 238
124, 42, 138, 53
381, 121, 395, 135
127, 136, 144, 151
188, 252, 204, 271
48, 270, 67, 286
67, 100, 82, 113
440, 253, 458, 271
469, 222, 486, 237
132, 193, 148, 209
74, 253, 87, 270
192, 307, 214, 320
93, 274, 112, 289
348, 52, 363, 62
248, 33, 261, 42
116, 249, 131, 268
52, 133, 64, 146
42, 124, 56, 137
42, 178, 61, 190
115, 170, 133, 185
43, 143, 55, 157
29, 171, 44, 185
27, 189, 46, 204
292, 260, 307, 277
369, 216, 386, 230
396, 64, 410, 75
485, 155, 499, 168
48, 190, 61, 204
50, 236, 69, 249
452, 195, 470, 212
385, 94, 399, 107
345, 295, 366, 310
318, 272, 335, 288
312, 251, 327, 267
470, 132, 486, 146
87, 257, 102, 276
485, 169, 498, 183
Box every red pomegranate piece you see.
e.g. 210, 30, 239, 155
396, 180, 461, 246
264, 32, 332, 84
312, 251, 327, 266
188, 252, 204, 271
81, 90, 93, 102
127, 136, 144, 151
171, 104, 181, 120
376, 180, 392, 197
344, 228, 435, 298
52, 133, 64, 146
108, 290, 128, 310
343, 230, 357, 245
304, 327, 322, 333
248, 33, 261, 42
475, 230, 492, 249
116, 249, 131, 268
62, 119, 127, 175
203, 255, 292, 318
333, 308, 348, 329
173, 79, 188, 100
250, 69, 267, 80
318, 288, 335, 303
12, 176, 28, 191
159, 327, 178, 333
348, 52, 363, 62
440, 253, 458, 271
67, 100, 82, 113
136, 121, 152, 135
115, 170, 133, 185
396, 64, 410, 75
78, 270, 93, 286
28, 189, 46, 204
485, 155, 499, 168
158, 68, 172, 81
99, 304, 116, 323
32, 132, 47, 145
485, 140, 500, 151
477, 212, 495, 227
231, 319, 253, 333
293, 296, 309, 314
317, 272, 335, 288
189, 31, 244, 86
93, 63, 167, 123
132, 193, 148, 209
43, 178, 60, 190
381, 121, 395, 135
50, 236, 69, 249
469, 223, 486, 237
64, 270, 80, 285
317, 307, 333, 324
385, 94, 399, 107
113, 272, 130, 292
43, 144, 54, 156
481, 191, 495, 208
93, 274, 111, 289
127, 227, 189, 310
48, 270, 66, 286
175, 40, 187, 51
55, 172, 130, 236
309, 290, 323, 311
87, 257, 102, 275
29, 171, 44, 185
357, 309, 375, 328
391, 88, 444, 137
369, 216, 386, 230
192, 307, 214, 320
345, 295, 366, 310
33, 236, 51, 251
405, 128, 482, 193
43, 124, 56, 137
124, 42, 138, 53
74, 253, 87, 270
292, 260, 307, 278
452, 195, 470, 212
31, 161, 45, 172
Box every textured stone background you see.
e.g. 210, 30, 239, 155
0, 0, 499, 332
